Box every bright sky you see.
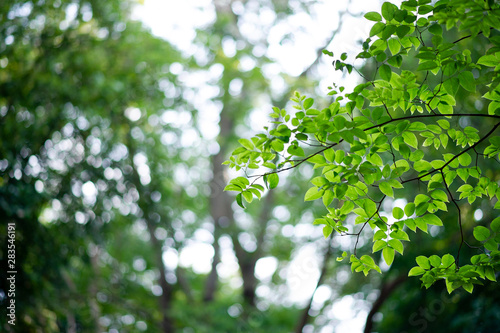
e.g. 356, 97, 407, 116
132, 1, 399, 331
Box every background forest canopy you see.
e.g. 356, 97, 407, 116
1, 0, 500, 333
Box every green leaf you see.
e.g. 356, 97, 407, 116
442, 254, 455, 267
387, 54, 402, 67
485, 266, 497, 282
477, 54, 499, 67
430, 190, 448, 202
458, 71, 476, 92
271, 139, 284, 152
416, 256, 430, 269
323, 189, 334, 207
418, 61, 438, 71
340, 201, 355, 215
388, 239, 404, 254
458, 153, 471, 166
391, 229, 410, 241
429, 255, 441, 267
304, 98, 314, 109
232, 177, 250, 187
428, 23, 442, 35
361, 255, 382, 273
393, 207, 404, 219
238, 138, 254, 150
405, 203, 415, 217
388, 38, 401, 55
422, 214, 443, 226
304, 187, 323, 201
381, 2, 397, 21
383, 247, 395, 266
396, 25, 411, 39
373, 240, 387, 252
324, 148, 335, 162
334, 116, 346, 130
236, 193, 245, 209
370, 22, 386, 37
335, 150, 345, 164
414, 217, 428, 233
408, 266, 425, 276
242, 190, 253, 203
418, 5, 433, 15
365, 11, 382, 21
404, 218, 416, 232
323, 225, 333, 238
364, 199, 377, 216
224, 184, 243, 192
268, 173, 279, 189
379, 64, 392, 81
402, 131, 418, 148
287, 145, 305, 157
473, 226, 490, 242
491, 216, 500, 233
380, 181, 394, 198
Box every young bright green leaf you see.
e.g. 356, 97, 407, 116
379, 64, 392, 81
380, 181, 394, 198
267, 173, 279, 189
323, 189, 334, 207
414, 217, 429, 233
393, 207, 404, 219
287, 145, 305, 157
404, 202, 415, 217
429, 255, 441, 267
383, 247, 395, 266
388, 239, 404, 254
323, 225, 333, 238
304, 186, 323, 201
360, 255, 382, 273
373, 240, 387, 253
303, 98, 314, 109
238, 138, 254, 150
416, 256, 430, 269
473, 226, 490, 242
370, 22, 386, 37
224, 184, 243, 192
391, 229, 410, 241
458, 152, 471, 166
441, 254, 455, 267
324, 148, 335, 162
408, 266, 425, 276
422, 214, 443, 226
402, 131, 418, 148
365, 11, 382, 22
271, 139, 285, 152
242, 190, 253, 203
388, 38, 401, 55
491, 216, 500, 233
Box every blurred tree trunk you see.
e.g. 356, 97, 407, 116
203, 131, 233, 301
127, 134, 175, 333
88, 245, 104, 333
295, 237, 333, 333
364, 276, 407, 333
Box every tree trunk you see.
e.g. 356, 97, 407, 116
295, 237, 333, 333
364, 275, 407, 333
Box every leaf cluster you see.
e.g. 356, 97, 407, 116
226, 0, 500, 292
